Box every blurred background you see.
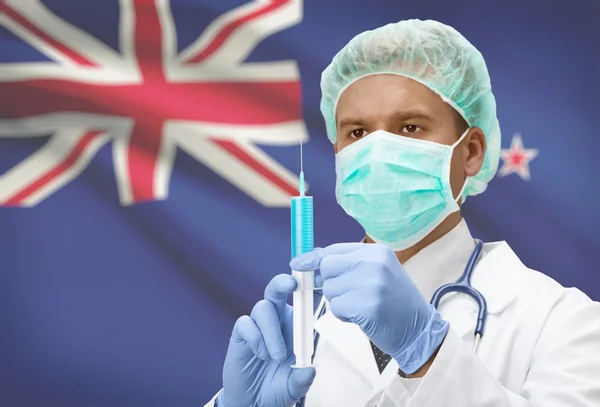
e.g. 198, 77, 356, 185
0, 0, 598, 405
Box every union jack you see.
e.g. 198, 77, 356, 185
0, 0, 307, 207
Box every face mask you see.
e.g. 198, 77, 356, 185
335, 129, 469, 251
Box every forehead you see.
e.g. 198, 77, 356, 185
335, 74, 452, 125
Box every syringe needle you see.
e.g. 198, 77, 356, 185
299, 170, 306, 196
300, 131, 304, 174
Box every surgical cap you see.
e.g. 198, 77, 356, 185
320, 19, 500, 198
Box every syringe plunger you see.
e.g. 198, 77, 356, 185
291, 269, 314, 368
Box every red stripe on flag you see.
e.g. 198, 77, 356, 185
189, 0, 290, 63
0, 3, 97, 67
126, 120, 164, 202
121, 0, 168, 203
4, 131, 102, 206
132, 0, 164, 78
0, 81, 302, 124
213, 139, 298, 197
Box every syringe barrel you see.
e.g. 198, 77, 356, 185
292, 269, 314, 367
291, 196, 314, 257
291, 195, 315, 368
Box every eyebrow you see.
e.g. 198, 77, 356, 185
392, 109, 435, 122
337, 108, 435, 129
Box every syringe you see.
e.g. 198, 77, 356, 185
290, 169, 315, 368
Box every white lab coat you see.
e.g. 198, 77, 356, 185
205, 234, 600, 406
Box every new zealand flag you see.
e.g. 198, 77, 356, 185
0, 0, 597, 405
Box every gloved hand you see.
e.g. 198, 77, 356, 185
290, 243, 449, 374
218, 274, 317, 407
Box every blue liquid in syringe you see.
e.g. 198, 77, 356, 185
291, 171, 313, 258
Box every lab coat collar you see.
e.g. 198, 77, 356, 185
314, 221, 527, 390
402, 219, 477, 303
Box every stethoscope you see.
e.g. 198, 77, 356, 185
430, 238, 487, 354
297, 239, 487, 407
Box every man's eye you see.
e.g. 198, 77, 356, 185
350, 129, 367, 138
402, 125, 420, 133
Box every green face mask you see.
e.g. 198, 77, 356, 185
335, 129, 469, 251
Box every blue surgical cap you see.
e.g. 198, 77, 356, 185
320, 19, 500, 198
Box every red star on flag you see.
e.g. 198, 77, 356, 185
497, 133, 538, 181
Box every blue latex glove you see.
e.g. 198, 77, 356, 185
218, 274, 317, 407
290, 243, 449, 374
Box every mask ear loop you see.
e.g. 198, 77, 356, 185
451, 128, 471, 203
451, 127, 470, 148
454, 177, 469, 203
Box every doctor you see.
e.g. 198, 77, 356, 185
206, 19, 600, 407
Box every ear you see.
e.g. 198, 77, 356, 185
463, 128, 486, 177
333, 142, 339, 154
